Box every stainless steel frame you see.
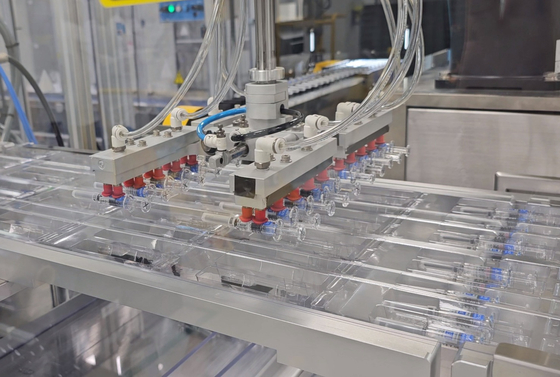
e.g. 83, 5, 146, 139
495, 172, 560, 197
388, 69, 560, 185
0, 237, 441, 377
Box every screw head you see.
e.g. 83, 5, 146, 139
97, 160, 105, 169
137, 140, 147, 147
125, 138, 135, 146
215, 124, 226, 138
162, 130, 173, 138
153, 130, 161, 137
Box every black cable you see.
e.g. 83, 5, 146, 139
6, 56, 64, 146
230, 107, 304, 142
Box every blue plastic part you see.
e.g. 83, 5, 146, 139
338, 170, 351, 180
268, 208, 290, 220
137, 187, 147, 197
490, 267, 503, 282
0, 64, 38, 144
504, 243, 515, 255
321, 181, 336, 192
310, 188, 321, 201
197, 107, 246, 140
471, 313, 485, 321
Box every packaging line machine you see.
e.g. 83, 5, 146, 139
2, 0, 560, 376
1, 141, 560, 376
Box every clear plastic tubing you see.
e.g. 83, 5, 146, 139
286, 0, 422, 150
361, 0, 423, 113
177, 0, 247, 120
366, 0, 424, 113
286, 0, 410, 149
120, 0, 247, 140
120, 0, 224, 139
219, 18, 245, 97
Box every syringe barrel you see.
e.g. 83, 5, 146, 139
202, 212, 235, 226
72, 190, 97, 201
219, 202, 243, 213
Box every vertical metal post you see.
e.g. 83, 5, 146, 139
50, 0, 97, 150
250, 0, 283, 83
50, 285, 70, 307
254, 0, 276, 71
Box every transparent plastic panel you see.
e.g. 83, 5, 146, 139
3, 145, 560, 357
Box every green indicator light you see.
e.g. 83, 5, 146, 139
168, 4, 175, 13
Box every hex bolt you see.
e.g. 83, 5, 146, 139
280, 154, 292, 163
137, 140, 147, 147
163, 130, 173, 138
255, 162, 270, 170
153, 130, 161, 137
125, 138, 135, 146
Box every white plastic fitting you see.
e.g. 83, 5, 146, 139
207, 97, 221, 116
0, 53, 8, 64
335, 102, 360, 121
304, 114, 330, 139
255, 136, 286, 164
111, 125, 128, 149
203, 134, 227, 151
170, 107, 189, 129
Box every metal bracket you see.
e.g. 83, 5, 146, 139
231, 139, 337, 208
335, 111, 393, 158
90, 127, 199, 184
